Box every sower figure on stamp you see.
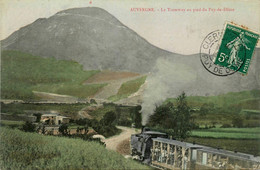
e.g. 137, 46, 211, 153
226, 32, 250, 67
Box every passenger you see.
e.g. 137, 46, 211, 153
183, 156, 188, 170
169, 151, 174, 165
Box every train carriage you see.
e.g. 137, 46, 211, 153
131, 127, 260, 170
151, 138, 260, 170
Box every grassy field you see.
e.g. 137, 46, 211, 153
108, 76, 146, 101
197, 127, 260, 133
185, 137, 260, 156
192, 112, 260, 128
0, 127, 150, 169
165, 90, 260, 109
190, 128, 260, 139
190, 130, 260, 139
0, 120, 24, 129
188, 127, 260, 155
84, 71, 140, 83
1, 50, 105, 100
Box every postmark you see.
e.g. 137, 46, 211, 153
214, 22, 259, 75
200, 30, 236, 76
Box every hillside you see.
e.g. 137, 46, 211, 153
1, 50, 104, 100
0, 127, 150, 169
1, 50, 147, 102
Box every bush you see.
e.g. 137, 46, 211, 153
21, 121, 36, 132
92, 123, 121, 138
100, 111, 116, 126
90, 99, 97, 104
117, 118, 132, 126
75, 118, 87, 126
58, 124, 69, 136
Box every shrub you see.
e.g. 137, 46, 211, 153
90, 99, 97, 104
21, 121, 36, 132
58, 124, 69, 136
100, 111, 116, 126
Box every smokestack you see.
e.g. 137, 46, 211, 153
141, 126, 145, 133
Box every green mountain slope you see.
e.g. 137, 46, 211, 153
1, 50, 105, 100
108, 76, 146, 101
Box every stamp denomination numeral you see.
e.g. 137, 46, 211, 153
218, 53, 227, 62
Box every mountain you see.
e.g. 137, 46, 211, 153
1, 7, 172, 73
1, 7, 259, 104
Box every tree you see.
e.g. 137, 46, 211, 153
58, 124, 69, 136
75, 118, 87, 126
148, 92, 192, 139
21, 121, 36, 132
134, 105, 142, 128
174, 92, 192, 139
148, 102, 174, 127
41, 125, 46, 134
101, 111, 116, 126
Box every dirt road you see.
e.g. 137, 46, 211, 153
104, 126, 140, 151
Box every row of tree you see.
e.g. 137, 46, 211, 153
147, 92, 193, 139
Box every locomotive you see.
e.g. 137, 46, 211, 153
130, 126, 168, 163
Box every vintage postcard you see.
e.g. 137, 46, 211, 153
0, 0, 260, 169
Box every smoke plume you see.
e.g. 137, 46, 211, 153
141, 57, 197, 125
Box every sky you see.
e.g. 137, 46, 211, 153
0, 0, 259, 54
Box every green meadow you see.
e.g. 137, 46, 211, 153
185, 137, 260, 156
190, 128, 260, 139
1, 50, 104, 100
108, 76, 146, 101
165, 90, 260, 109
0, 127, 150, 170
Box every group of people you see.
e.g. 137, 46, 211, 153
151, 143, 188, 169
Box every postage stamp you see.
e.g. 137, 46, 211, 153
214, 22, 259, 74
200, 30, 236, 76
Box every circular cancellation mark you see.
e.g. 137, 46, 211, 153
200, 30, 245, 76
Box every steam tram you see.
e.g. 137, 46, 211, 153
131, 128, 260, 169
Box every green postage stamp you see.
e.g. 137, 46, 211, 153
214, 22, 259, 74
